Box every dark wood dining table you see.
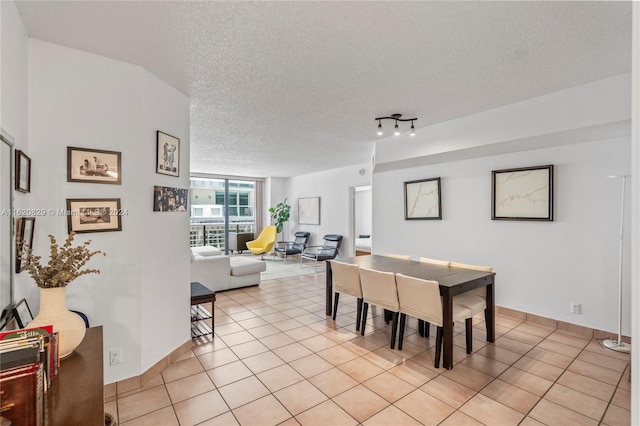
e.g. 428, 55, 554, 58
325, 254, 496, 369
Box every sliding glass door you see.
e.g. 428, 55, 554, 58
189, 177, 259, 252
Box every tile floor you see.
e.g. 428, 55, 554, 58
105, 273, 631, 425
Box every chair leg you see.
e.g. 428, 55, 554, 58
435, 326, 443, 368
465, 317, 473, 354
418, 319, 424, 337
355, 298, 363, 332
398, 313, 406, 351
390, 312, 399, 349
361, 303, 369, 336
425, 321, 431, 337
332, 293, 340, 321
384, 309, 390, 324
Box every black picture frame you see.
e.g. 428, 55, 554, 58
15, 217, 35, 273
404, 177, 442, 220
66, 198, 123, 233
67, 146, 122, 184
492, 165, 554, 221
156, 131, 180, 177
153, 186, 189, 212
12, 298, 33, 329
15, 149, 31, 193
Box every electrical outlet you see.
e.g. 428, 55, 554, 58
109, 348, 122, 365
570, 302, 581, 314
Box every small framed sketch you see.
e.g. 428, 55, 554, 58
298, 197, 320, 225
67, 146, 121, 184
15, 217, 35, 273
404, 177, 442, 220
12, 299, 33, 329
15, 150, 31, 193
156, 131, 180, 177
66, 198, 123, 233
153, 186, 188, 212
492, 165, 554, 221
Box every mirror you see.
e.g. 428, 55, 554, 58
0, 129, 15, 329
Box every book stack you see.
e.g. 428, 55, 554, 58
0, 325, 59, 426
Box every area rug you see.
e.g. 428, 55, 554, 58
260, 258, 325, 280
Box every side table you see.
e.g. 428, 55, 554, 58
190, 282, 216, 338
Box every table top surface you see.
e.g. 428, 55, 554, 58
333, 255, 495, 288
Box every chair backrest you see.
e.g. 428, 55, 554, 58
450, 262, 493, 272
292, 231, 310, 250
419, 257, 451, 267
330, 260, 362, 298
386, 253, 411, 260
256, 225, 277, 249
359, 267, 399, 311
320, 234, 343, 257
395, 273, 443, 327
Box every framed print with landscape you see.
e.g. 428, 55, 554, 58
66, 198, 123, 233
67, 146, 121, 184
298, 197, 320, 225
15, 150, 31, 193
15, 217, 35, 273
156, 131, 180, 177
11, 298, 33, 328
492, 165, 554, 221
404, 177, 442, 220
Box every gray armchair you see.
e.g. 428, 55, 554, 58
274, 231, 310, 263
300, 234, 343, 270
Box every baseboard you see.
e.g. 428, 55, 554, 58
497, 305, 631, 342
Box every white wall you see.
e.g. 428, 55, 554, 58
285, 164, 371, 256
27, 39, 190, 383
355, 188, 372, 237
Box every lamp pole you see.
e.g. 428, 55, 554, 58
603, 175, 631, 353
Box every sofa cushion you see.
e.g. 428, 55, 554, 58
230, 257, 267, 276
192, 246, 223, 257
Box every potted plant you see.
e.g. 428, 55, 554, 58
20, 232, 105, 357
269, 198, 291, 235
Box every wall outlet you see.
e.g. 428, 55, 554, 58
109, 348, 122, 365
570, 302, 581, 314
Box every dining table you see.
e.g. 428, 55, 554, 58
325, 254, 496, 369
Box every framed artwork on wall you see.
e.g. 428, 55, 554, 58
67, 146, 121, 184
15, 149, 31, 193
11, 298, 33, 329
404, 177, 442, 220
156, 131, 180, 177
153, 186, 189, 212
298, 197, 320, 225
15, 217, 35, 273
492, 164, 554, 221
66, 198, 123, 233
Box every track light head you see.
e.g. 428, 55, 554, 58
377, 120, 383, 136
374, 113, 417, 137
410, 121, 416, 136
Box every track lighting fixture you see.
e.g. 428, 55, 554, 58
375, 113, 417, 136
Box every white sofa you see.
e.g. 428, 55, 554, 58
190, 246, 267, 292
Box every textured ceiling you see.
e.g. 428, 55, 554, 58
15, 1, 632, 178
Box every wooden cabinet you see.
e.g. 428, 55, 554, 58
228, 232, 254, 253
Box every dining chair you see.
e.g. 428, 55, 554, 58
450, 262, 493, 353
419, 257, 451, 266
359, 267, 400, 349
385, 253, 412, 260
416, 257, 451, 337
395, 273, 473, 367
329, 260, 363, 332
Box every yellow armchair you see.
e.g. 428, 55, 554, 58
246, 226, 277, 259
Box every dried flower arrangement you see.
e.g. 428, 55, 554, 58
20, 232, 106, 288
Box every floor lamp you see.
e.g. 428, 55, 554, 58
603, 175, 631, 353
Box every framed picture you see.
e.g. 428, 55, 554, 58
153, 186, 188, 212
404, 177, 442, 220
156, 131, 180, 177
12, 299, 33, 329
66, 198, 123, 233
67, 146, 121, 184
298, 197, 320, 225
15, 217, 35, 273
15, 150, 31, 193
492, 165, 554, 221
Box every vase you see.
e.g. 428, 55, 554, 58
28, 287, 86, 358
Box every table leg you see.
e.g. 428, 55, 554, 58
442, 289, 453, 369
326, 261, 333, 316
486, 281, 495, 342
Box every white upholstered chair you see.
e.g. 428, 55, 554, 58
330, 260, 363, 332
359, 267, 400, 349
395, 273, 474, 367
